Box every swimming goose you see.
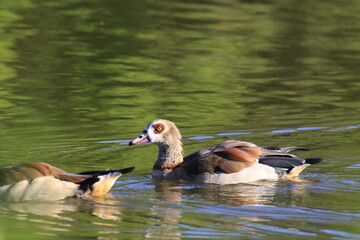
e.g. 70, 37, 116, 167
129, 119, 321, 184
0, 162, 134, 201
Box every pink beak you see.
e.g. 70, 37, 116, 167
129, 132, 151, 146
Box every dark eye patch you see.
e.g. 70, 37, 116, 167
153, 123, 165, 134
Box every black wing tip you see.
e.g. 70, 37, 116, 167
78, 167, 135, 176
119, 167, 135, 174
262, 146, 310, 152
305, 158, 323, 165
262, 146, 280, 150
290, 147, 310, 151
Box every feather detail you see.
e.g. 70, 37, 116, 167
90, 172, 122, 196
0, 162, 65, 186
0, 163, 134, 202
0, 177, 79, 202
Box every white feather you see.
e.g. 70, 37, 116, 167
195, 163, 279, 184
0, 176, 79, 202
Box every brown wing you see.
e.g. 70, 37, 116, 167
0, 162, 89, 186
181, 147, 213, 175
181, 140, 261, 174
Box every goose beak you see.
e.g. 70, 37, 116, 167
129, 132, 151, 146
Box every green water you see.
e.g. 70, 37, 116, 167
1, 0, 360, 239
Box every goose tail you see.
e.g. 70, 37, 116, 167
284, 164, 310, 178
282, 158, 322, 179
75, 167, 135, 197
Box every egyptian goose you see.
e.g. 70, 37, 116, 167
0, 162, 134, 201
129, 119, 321, 184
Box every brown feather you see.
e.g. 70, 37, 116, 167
181, 140, 261, 174
58, 173, 93, 183
0, 162, 66, 186
217, 158, 250, 173
213, 148, 259, 162
213, 140, 261, 159
1, 162, 102, 186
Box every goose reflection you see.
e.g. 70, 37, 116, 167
152, 178, 314, 207
0, 195, 125, 238
139, 181, 184, 239
149, 178, 315, 239
148, 180, 279, 239
1, 193, 124, 220
197, 181, 279, 206
153, 180, 279, 206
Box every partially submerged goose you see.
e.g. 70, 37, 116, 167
0, 162, 134, 201
129, 119, 321, 184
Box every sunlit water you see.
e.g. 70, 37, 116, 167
1, 0, 360, 239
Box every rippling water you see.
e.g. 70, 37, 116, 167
1, 0, 360, 239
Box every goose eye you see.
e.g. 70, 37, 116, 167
153, 124, 165, 134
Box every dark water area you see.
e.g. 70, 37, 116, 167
0, 0, 360, 239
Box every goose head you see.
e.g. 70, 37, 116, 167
129, 119, 182, 146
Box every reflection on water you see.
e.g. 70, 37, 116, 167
1, 0, 360, 239
0, 196, 123, 220
1, 200, 78, 217
1, 0, 359, 134
0, 197, 127, 238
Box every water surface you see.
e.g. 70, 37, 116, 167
0, 0, 360, 239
